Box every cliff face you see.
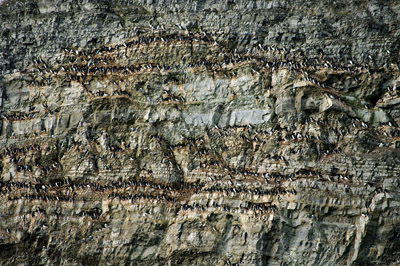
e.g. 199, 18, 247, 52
1, 0, 400, 265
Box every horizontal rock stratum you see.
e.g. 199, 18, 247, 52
1, 0, 400, 265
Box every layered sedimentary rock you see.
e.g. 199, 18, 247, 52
1, 0, 400, 265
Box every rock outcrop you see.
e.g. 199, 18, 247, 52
1, 0, 400, 265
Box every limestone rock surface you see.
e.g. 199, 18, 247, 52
1, 0, 400, 265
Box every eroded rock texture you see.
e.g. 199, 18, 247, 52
1, 0, 400, 265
